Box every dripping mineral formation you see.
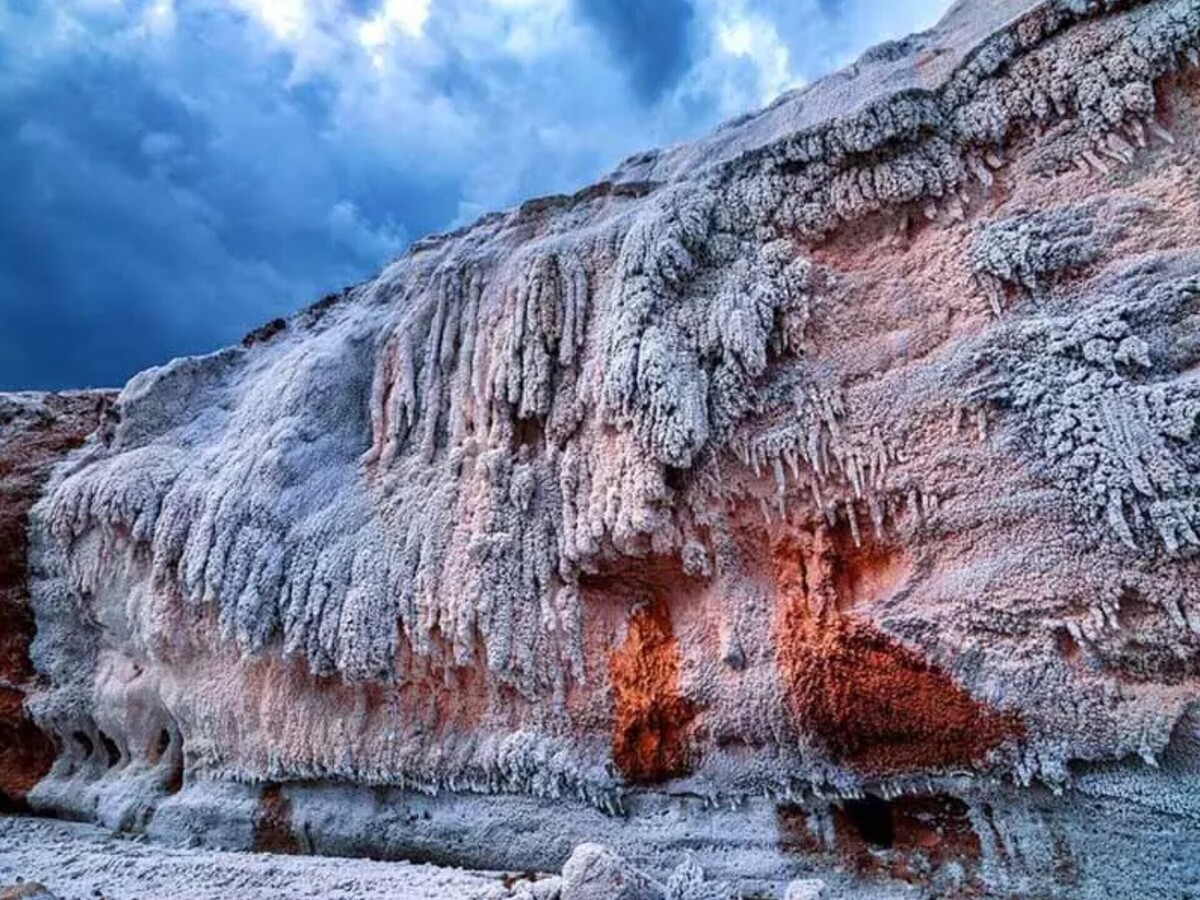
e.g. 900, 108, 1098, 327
0, 394, 111, 813
5, 0, 1200, 896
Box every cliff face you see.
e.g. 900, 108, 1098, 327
0, 393, 109, 811
9, 0, 1200, 896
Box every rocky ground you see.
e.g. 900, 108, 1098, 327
0, 815, 843, 900
0, 815, 510, 900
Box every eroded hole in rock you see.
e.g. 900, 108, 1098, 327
98, 731, 121, 768
780, 792, 986, 888
773, 534, 1023, 775
579, 552, 704, 603
609, 598, 696, 785
1117, 586, 1158, 631
512, 416, 544, 450
73, 731, 94, 759
841, 796, 894, 849
154, 729, 171, 761
663, 466, 688, 493
1056, 626, 1082, 665
254, 785, 301, 855
164, 757, 184, 795
835, 794, 984, 885
153, 729, 184, 794
1161, 706, 1200, 769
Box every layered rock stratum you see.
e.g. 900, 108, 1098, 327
5, 0, 1200, 896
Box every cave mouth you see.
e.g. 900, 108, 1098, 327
841, 795, 895, 849
72, 731, 94, 758
154, 728, 171, 760
98, 731, 121, 768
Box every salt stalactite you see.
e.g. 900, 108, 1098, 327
718, 0, 1200, 245
12, 3, 1200, 879
973, 256, 1200, 553
32, 0, 1200, 697
969, 199, 1147, 305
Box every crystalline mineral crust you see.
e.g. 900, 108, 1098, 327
10, 0, 1200, 895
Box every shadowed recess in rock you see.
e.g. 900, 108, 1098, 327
773, 532, 1024, 775
609, 598, 696, 784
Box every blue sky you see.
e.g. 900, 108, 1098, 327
0, 0, 951, 390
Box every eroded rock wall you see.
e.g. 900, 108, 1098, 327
8, 1, 1200, 896
0, 393, 109, 810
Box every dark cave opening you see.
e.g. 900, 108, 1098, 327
72, 731, 94, 758
841, 795, 895, 849
97, 731, 121, 767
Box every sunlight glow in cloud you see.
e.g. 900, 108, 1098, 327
714, 10, 798, 103
0, 0, 953, 390
135, 0, 176, 37
236, 0, 310, 40
359, 0, 433, 58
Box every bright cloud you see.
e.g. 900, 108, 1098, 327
359, 0, 433, 60
714, 10, 798, 103
235, 0, 310, 39
0, 0, 953, 390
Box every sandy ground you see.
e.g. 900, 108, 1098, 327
0, 815, 509, 900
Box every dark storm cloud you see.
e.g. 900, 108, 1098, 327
0, 0, 952, 391
575, 0, 697, 103
0, 2, 422, 390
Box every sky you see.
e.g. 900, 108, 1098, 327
0, 0, 952, 390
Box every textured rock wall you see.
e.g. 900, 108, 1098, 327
8, 0, 1200, 896
0, 393, 109, 810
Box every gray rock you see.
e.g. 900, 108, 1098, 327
561, 844, 663, 900
784, 880, 826, 900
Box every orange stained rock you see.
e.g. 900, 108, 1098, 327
254, 784, 302, 855
0, 394, 103, 809
833, 794, 984, 889
773, 533, 1023, 776
609, 598, 696, 785
778, 794, 986, 894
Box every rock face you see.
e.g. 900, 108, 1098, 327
7, 0, 1200, 896
0, 393, 109, 812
